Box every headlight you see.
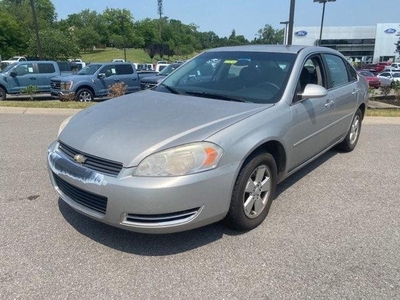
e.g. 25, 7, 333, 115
60, 81, 73, 90
135, 142, 224, 176
57, 115, 73, 137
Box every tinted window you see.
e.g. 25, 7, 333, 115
14, 63, 35, 75
115, 64, 134, 75
324, 54, 349, 88
100, 65, 117, 77
38, 63, 56, 74
345, 62, 357, 82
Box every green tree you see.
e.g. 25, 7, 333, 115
253, 24, 284, 45
26, 28, 79, 60
0, 10, 27, 58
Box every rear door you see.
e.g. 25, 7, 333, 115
115, 64, 140, 93
36, 62, 57, 92
322, 53, 358, 140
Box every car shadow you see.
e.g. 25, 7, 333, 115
58, 149, 338, 256
275, 149, 338, 198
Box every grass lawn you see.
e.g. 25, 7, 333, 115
80, 47, 191, 63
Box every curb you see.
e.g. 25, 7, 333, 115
0, 107, 81, 115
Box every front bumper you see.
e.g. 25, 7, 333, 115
47, 141, 238, 234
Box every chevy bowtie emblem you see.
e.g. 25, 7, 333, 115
74, 154, 87, 164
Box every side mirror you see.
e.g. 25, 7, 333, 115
98, 73, 106, 79
10, 71, 17, 77
298, 84, 328, 99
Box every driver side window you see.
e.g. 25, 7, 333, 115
298, 56, 325, 93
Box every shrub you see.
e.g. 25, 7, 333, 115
108, 82, 127, 98
392, 81, 400, 100
21, 85, 39, 100
380, 85, 391, 97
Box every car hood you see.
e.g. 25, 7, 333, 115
140, 75, 164, 83
59, 90, 272, 167
52, 74, 94, 81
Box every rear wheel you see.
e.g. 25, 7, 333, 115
0, 87, 6, 100
338, 108, 363, 152
75, 88, 93, 102
225, 152, 277, 231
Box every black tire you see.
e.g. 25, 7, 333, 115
0, 87, 6, 100
225, 152, 277, 231
337, 108, 363, 152
75, 88, 93, 102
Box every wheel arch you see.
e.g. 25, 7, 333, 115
358, 103, 366, 119
0, 84, 8, 100
241, 140, 287, 183
76, 85, 95, 96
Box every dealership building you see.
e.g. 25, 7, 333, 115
292, 23, 400, 64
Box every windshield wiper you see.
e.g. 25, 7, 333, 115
185, 91, 248, 102
159, 83, 182, 94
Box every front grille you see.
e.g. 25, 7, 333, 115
54, 173, 108, 214
124, 207, 201, 226
51, 80, 61, 90
140, 82, 157, 90
58, 142, 123, 177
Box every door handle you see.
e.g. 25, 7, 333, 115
351, 89, 359, 95
325, 100, 334, 108
30, 77, 36, 80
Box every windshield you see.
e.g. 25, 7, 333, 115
0, 62, 17, 73
158, 63, 181, 76
156, 51, 295, 104
360, 71, 374, 77
77, 64, 101, 75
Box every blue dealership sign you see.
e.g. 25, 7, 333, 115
384, 28, 397, 34
295, 30, 308, 37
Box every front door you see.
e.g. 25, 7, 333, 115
8, 63, 37, 94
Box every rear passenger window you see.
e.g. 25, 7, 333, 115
345, 61, 357, 82
115, 64, 134, 75
38, 63, 55, 74
324, 54, 349, 88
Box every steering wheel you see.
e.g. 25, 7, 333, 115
254, 81, 280, 93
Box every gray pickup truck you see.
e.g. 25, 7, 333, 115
0, 61, 66, 100
50, 62, 140, 101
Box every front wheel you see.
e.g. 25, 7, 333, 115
225, 152, 277, 231
0, 87, 6, 100
337, 108, 363, 152
75, 88, 93, 102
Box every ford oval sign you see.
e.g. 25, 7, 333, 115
384, 28, 396, 34
295, 30, 308, 37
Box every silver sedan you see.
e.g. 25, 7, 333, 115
47, 45, 369, 233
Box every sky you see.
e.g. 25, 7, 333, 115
52, 0, 400, 40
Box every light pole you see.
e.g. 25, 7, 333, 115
280, 21, 289, 45
314, 0, 336, 46
287, 0, 296, 45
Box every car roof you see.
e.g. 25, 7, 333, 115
205, 45, 318, 54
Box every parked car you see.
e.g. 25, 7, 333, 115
378, 71, 400, 83
357, 70, 381, 88
389, 63, 400, 71
50, 62, 140, 101
376, 73, 393, 87
47, 45, 368, 234
0, 61, 69, 100
112, 59, 125, 62
136, 63, 155, 71
155, 63, 169, 72
140, 62, 182, 89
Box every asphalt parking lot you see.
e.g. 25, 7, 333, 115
1, 109, 399, 299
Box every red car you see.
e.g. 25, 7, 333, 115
358, 70, 381, 88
